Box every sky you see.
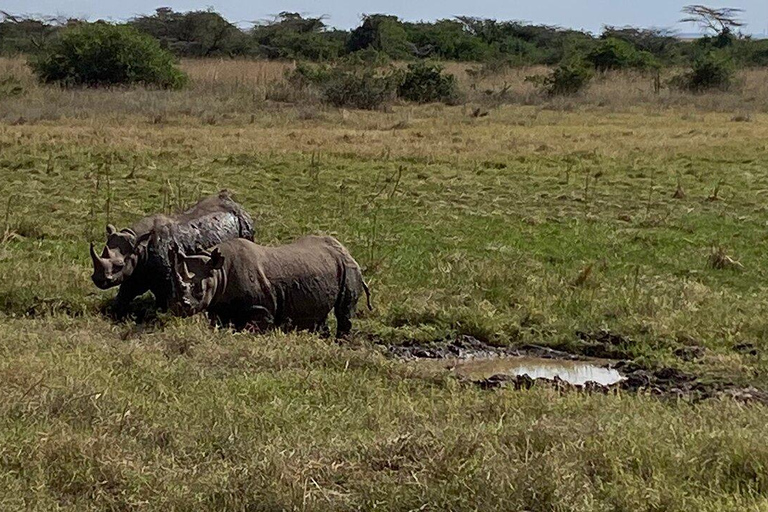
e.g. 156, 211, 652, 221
6, 1, 768, 36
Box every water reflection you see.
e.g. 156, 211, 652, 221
439, 357, 624, 385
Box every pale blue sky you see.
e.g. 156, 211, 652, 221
7, 1, 768, 35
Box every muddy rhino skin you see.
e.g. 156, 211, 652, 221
90, 191, 254, 314
170, 236, 372, 337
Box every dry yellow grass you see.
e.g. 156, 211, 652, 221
4, 56, 768, 122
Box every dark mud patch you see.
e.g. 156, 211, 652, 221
386, 334, 583, 361
382, 334, 768, 406
575, 330, 634, 359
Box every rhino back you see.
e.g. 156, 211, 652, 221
246, 237, 344, 325
175, 191, 254, 241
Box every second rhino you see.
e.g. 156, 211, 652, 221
169, 236, 372, 338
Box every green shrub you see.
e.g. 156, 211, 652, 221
673, 51, 734, 92
323, 69, 399, 110
397, 62, 461, 104
282, 63, 398, 110
29, 22, 187, 89
341, 48, 391, 67
537, 60, 593, 96
586, 38, 659, 71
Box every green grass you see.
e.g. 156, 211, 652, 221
3, 72, 768, 509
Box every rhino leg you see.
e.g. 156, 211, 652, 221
112, 278, 150, 317
334, 269, 362, 339
312, 320, 331, 339
239, 305, 275, 332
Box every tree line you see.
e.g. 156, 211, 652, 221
2, 8, 768, 67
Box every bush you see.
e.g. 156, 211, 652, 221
283, 64, 398, 110
586, 38, 659, 71
673, 51, 734, 92
323, 69, 399, 110
539, 60, 592, 96
397, 62, 461, 104
29, 22, 187, 89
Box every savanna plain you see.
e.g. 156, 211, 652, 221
4, 58, 768, 510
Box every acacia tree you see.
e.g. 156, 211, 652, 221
680, 5, 744, 36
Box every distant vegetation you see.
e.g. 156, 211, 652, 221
2, 7, 768, 67
1, 5, 765, 96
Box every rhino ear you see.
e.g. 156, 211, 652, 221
209, 248, 225, 270
134, 231, 151, 253
106, 224, 117, 236
120, 228, 136, 243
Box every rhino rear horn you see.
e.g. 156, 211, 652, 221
209, 248, 224, 270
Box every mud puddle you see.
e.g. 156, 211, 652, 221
384, 334, 768, 405
429, 357, 624, 386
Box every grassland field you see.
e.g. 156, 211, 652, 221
3, 57, 768, 510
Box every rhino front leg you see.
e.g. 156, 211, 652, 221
112, 279, 149, 317
240, 305, 275, 333
312, 320, 331, 339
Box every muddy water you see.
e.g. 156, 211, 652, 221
433, 357, 625, 385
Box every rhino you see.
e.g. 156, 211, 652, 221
90, 191, 254, 314
168, 236, 372, 338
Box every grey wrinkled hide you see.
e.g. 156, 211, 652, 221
170, 236, 372, 338
90, 191, 254, 313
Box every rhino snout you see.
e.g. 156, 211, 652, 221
92, 274, 118, 290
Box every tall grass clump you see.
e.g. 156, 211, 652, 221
29, 22, 188, 89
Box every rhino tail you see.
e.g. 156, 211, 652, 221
362, 280, 373, 311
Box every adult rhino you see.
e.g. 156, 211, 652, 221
168, 236, 372, 338
90, 191, 254, 314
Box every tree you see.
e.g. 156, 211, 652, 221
130, 8, 249, 57
680, 5, 744, 36
348, 15, 411, 59
0, 11, 64, 54
251, 12, 346, 60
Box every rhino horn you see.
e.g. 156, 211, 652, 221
101, 245, 112, 259
90, 242, 104, 266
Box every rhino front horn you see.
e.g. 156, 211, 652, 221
89, 242, 102, 264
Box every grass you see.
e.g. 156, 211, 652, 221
2, 56, 768, 509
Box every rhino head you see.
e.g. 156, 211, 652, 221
90, 224, 150, 289
168, 245, 224, 317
